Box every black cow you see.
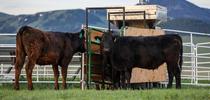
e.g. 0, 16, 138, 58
14, 26, 86, 90
99, 32, 117, 89
100, 32, 183, 89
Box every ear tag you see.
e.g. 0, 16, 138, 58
95, 38, 101, 44
79, 32, 83, 38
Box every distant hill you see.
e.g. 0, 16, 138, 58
0, 0, 210, 33
149, 0, 210, 22
0, 9, 107, 33
0, 13, 13, 21
159, 18, 210, 33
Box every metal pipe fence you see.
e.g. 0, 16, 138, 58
1, 29, 210, 87
0, 55, 83, 84
0, 33, 84, 88
163, 29, 210, 86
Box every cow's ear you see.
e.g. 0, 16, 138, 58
79, 29, 85, 38
80, 29, 85, 35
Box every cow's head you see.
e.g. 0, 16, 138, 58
96, 32, 115, 53
74, 29, 86, 53
95, 31, 116, 83
102, 32, 115, 52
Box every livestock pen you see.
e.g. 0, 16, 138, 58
1, 29, 209, 89
0, 30, 209, 100
0, 5, 210, 90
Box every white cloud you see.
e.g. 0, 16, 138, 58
187, 0, 210, 9
0, 0, 138, 15
0, 0, 209, 15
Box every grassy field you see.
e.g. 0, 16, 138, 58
0, 84, 209, 100
0, 32, 210, 100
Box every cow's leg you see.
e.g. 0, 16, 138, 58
120, 71, 126, 89
25, 48, 40, 90
175, 64, 181, 89
60, 51, 73, 89
25, 60, 36, 90
52, 65, 59, 90
112, 68, 117, 89
166, 63, 174, 88
125, 69, 132, 89
14, 54, 25, 90
112, 69, 119, 89
61, 66, 68, 89
101, 54, 107, 90
116, 71, 121, 89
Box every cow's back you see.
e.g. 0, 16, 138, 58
111, 37, 136, 71
110, 34, 182, 71
111, 36, 164, 70
162, 34, 182, 49
17, 26, 68, 65
21, 26, 46, 51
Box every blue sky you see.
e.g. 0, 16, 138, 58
0, 0, 209, 15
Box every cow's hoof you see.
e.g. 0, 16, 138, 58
54, 87, 59, 90
14, 86, 20, 90
28, 87, 34, 90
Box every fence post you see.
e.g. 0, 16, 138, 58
190, 33, 195, 84
36, 65, 39, 82
81, 53, 85, 90
195, 45, 198, 85
1, 64, 3, 75
44, 66, 46, 79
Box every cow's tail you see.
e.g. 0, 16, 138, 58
178, 35, 183, 71
14, 26, 28, 89
15, 26, 28, 66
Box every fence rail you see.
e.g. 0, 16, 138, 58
0, 33, 84, 87
164, 29, 210, 86
0, 56, 83, 82
1, 29, 210, 87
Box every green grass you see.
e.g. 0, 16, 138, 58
0, 84, 209, 100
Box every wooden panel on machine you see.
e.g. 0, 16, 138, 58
107, 5, 167, 21
124, 27, 165, 36
89, 29, 103, 54
124, 27, 167, 83
107, 5, 167, 29
85, 28, 104, 82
